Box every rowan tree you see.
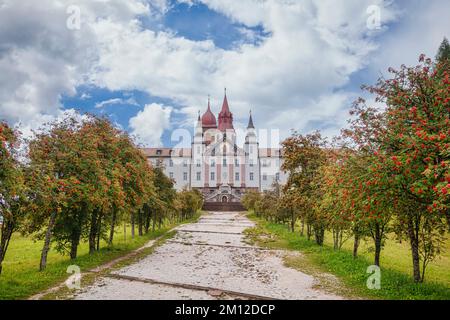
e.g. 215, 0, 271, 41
282, 131, 327, 245
355, 54, 449, 281
0, 122, 27, 275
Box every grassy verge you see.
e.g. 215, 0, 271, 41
0, 212, 202, 300
40, 230, 180, 300
245, 213, 450, 300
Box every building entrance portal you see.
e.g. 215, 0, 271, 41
222, 196, 228, 203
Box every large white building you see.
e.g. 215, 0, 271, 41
143, 92, 287, 205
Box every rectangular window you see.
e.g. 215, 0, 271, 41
223, 158, 227, 166
263, 174, 267, 181
276, 173, 280, 181
249, 159, 254, 167
183, 160, 188, 167
169, 159, 174, 167
210, 159, 216, 166
196, 159, 201, 167
235, 158, 239, 167
250, 172, 254, 181
169, 172, 174, 179
183, 172, 188, 181
196, 172, 201, 181
211, 172, 215, 181
235, 172, 240, 181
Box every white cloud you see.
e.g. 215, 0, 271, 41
89, 0, 401, 142
370, 0, 450, 72
95, 97, 139, 108
0, 0, 150, 124
1, 0, 448, 146
129, 103, 172, 146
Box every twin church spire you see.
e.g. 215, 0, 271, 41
200, 89, 254, 132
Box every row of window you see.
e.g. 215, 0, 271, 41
168, 158, 259, 167
168, 172, 280, 182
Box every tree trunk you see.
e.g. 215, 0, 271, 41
353, 233, 360, 258
70, 229, 80, 260
300, 220, 305, 237
144, 208, 151, 234
0, 221, 14, 276
290, 209, 295, 232
407, 214, 421, 282
109, 209, 117, 245
39, 211, 57, 271
333, 229, 339, 250
89, 209, 98, 254
374, 234, 382, 267
307, 224, 312, 240
446, 209, 450, 232
152, 214, 156, 232
138, 209, 143, 236
314, 226, 325, 246
96, 216, 102, 251
131, 212, 135, 239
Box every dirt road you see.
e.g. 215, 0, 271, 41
74, 212, 343, 300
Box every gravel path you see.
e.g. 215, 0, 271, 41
74, 212, 343, 300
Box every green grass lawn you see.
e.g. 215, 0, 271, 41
0, 214, 201, 300
246, 213, 450, 300
322, 230, 450, 287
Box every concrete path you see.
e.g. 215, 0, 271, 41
73, 212, 343, 300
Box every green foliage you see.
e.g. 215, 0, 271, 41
175, 188, 203, 221
436, 37, 450, 63
248, 214, 450, 300
0, 122, 28, 275
1, 114, 205, 278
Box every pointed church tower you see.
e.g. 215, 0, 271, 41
201, 95, 217, 131
194, 110, 203, 140
245, 110, 257, 144
218, 88, 234, 132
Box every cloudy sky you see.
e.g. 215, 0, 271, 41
0, 0, 448, 147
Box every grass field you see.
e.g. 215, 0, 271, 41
246, 213, 450, 300
0, 215, 201, 300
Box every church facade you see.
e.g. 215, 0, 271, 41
143, 92, 287, 204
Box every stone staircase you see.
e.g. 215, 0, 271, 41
202, 202, 245, 212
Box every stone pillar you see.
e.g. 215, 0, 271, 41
204, 161, 209, 187
217, 162, 221, 185
240, 161, 246, 188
